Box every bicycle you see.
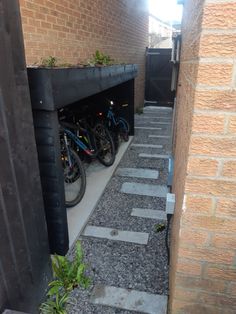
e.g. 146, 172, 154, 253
97, 100, 130, 151
60, 128, 86, 208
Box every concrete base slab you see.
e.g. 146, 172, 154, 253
67, 137, 133, 247
135, 127, 162, 130
131, 208, 167, 220
139, 153, 171, 159
131, 144, 163, 149
91, 285, 167, 314
116, 168, 159, 179
83, 226, 149, 245
121, 182, 168, 197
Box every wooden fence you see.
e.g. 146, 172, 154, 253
0, 1, 50, 312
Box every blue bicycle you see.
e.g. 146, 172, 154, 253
97, 100, 130, 151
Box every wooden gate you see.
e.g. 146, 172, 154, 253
145, 48, 174, 106
0, 1, 50, 312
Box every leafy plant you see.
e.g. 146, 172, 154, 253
136, 107, 143, 115
39, 292, 70, 314
41, 56, 57, 67
89, 50, 114, 66
51, 241, 90, 293
155, 223, 166, 233
39, 241, 90, 314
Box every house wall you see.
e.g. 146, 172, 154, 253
19, 0, 149, 108
170, 0, 236, 313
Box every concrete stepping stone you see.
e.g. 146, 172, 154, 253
91, 285, 167, 314
131, 208, 167, 220
148, 135, 170, 138
135, 116, 171, 120
135, 126, 162, 130
139, 153, 171, 159
150, 121, 171, 125
83, 226, 149, 245
116, 167, 159, 179
121, 182, 168, 197
131, 144, 163, 149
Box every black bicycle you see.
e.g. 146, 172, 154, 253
60, 128, 86, 207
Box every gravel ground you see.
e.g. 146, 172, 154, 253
68, 108, 172, 313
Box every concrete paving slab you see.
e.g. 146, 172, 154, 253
143, 105, 172, 111
121, 182, 168, 197
131, 144, 163, 149
150, 121, 171, 125
136, 117, 172, 120
91, 285, 167, 314
116, 167, 159, 179
139, 153, 171, 159
135, 127, 162, 130
148, 135, 171, 138
131, 208, 167, 220
83, 226, 149, 245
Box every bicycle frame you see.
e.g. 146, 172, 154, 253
63, 128, 95, 157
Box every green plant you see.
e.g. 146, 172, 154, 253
39, 292, 70, 314
155, 223, 166, 233
89, 50, 114, 66
51, 241, 90, 293
136, 107, 143, 115
41, 56, 57, 67
39, 241, 90, 314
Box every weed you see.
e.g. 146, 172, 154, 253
89, 50, 114, 66
136, 107, 143, 115
155, 223, 166, 233
39, 241, 90, 314
41, 56, 57, 67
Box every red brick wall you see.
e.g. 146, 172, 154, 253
170, 0, 236, 313
19, 0, 149, 108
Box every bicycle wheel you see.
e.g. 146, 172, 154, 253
93, 123, 115, 166
118, 117, 129, 142
61, 148, 86, 207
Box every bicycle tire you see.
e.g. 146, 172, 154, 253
118, 117, 129, 142
93, 123, 116, 166
62, 148, 86, 207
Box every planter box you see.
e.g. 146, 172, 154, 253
27, 64, 138, 111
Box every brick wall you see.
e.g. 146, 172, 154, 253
19, 0, 149, 108
170, 0, 236, 313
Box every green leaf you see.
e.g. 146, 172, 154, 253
76, 263, 85, 282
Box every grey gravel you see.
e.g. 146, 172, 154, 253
68, 108, 172, 313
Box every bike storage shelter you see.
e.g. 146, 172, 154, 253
28, 64, 138, 255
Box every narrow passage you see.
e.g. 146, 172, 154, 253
69, 106, 173, 314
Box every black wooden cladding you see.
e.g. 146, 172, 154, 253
27, 64, 138, 111
145, 48, 174, 105
33, 111, 69, 255
0, 0, 51, 312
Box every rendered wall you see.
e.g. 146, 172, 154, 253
170, 0, 236, 313
19, 0, 149, 108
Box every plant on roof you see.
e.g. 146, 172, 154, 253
41, 56, 57, 67
89, 50, 114, 66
